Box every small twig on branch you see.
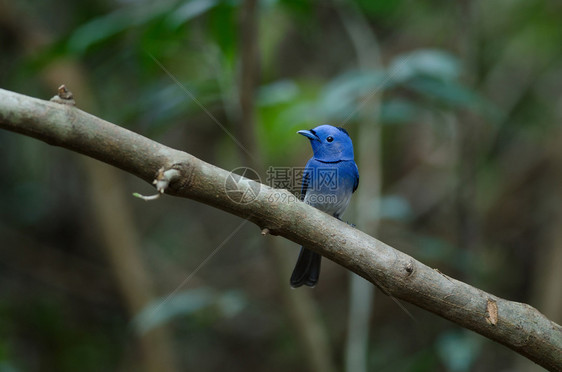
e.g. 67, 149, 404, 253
50, 84, 75, 106
133, 167, 182, 201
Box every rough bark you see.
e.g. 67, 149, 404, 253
0, 88, 560, 371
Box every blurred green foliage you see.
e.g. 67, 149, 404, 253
1, 0, 562, 371
133, 288, 246, 334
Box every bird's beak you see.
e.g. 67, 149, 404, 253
297, 130, 320, 141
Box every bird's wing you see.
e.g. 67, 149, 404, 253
352, 161, 359, 193
300, 159, 314, 201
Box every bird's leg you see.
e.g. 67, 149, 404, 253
336, 216, 356, 228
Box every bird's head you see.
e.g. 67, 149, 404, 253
298, 124, 354, 162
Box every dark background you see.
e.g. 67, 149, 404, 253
1, 0, 561, 371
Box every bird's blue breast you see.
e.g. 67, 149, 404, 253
301, 158, 359, 218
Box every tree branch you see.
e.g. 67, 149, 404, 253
0, 88, 560, 371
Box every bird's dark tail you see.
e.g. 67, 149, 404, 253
290, 248, 322, 288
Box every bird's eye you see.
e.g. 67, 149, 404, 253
326, 136, 334, 142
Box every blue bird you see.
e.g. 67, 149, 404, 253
291, 124, 359, 288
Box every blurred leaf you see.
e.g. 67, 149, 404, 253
68, 0, 222, 54
406, 76, 479, 107
275, 101, 320, 129
355, 0, 404, 18
67, 3, 171, 54
137, 81, 202, 135
166, 0, 220, 28
379, 99, 419, 124
257, 80, 324, 160
208, 1, 239, 61
0, 361, 18, 372
436, 331, 481, 372
416, 235, 456, 263
319, 70, 387, 120
379, 195, 412, 221
278, 0, 314, 20
389, 49, 461, 83
257, 80, 300, 106
0, 335, 16, 372
133, 288, 246, 334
